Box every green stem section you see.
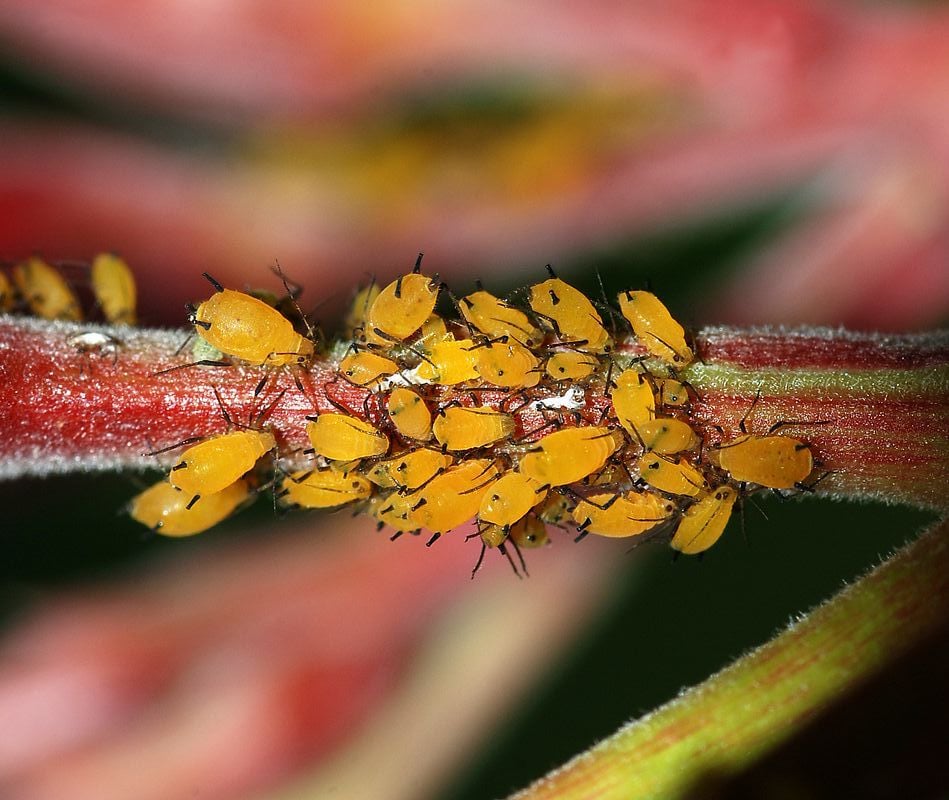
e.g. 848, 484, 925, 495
510, 519, 949, 800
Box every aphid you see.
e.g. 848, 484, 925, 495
633, 418, 700, 455
478, 472, 548, 528
510, 515, 549, 548
90, 252, 137, 324
130, 478, 250, 537
365, 256, 440, 342
518, 427, 623, 487
656, 378, 690, 408
385, 388, 433, 441
344, 281, 381, 338
473, 339, 540, 388
459, 284, 540, 346
189, 274, 314, 367
637, 453, 708, 497
529, 266, 611, 352
471, 514, 547, 579
433, 406, 515, 451
306, 413, 390, 461
339, 350, 398, 387
415, 314, 454, 351
0, 270, 15, 312
278, 468, 372, 509
617, 290, 693, 366
572, 491, 674, 537
545, 350, 598, 381
408, 459, 500, 535
670, 486, 737, 554
415, 338, 480, 384
611, 369, 655, 437
710, 434, 814, 489
365, 449, 453, 491
168, 429, 277, 505
12, 257, 82, 321
369, 491, 420, 536
537, 492, 571, 526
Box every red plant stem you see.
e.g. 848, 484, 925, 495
1, 316, 946, 511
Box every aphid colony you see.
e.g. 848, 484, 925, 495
111, 257, 820, 575
1, 254, 820, 571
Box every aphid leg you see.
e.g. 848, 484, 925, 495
508, 537, 529, 578
154, 359, 232, 376
739, 389, 763, 434
470, 542, 488, 580
767, 420, 833, 434
142, 437, 203, 456
173, 332, 194, 357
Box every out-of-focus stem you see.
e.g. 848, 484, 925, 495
0, 317, 946, 513
509, 518, 949, 800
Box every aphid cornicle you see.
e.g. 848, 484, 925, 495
190, 275, 314, 367
545, 350, 598, 381
478, 472, 548, 529
529, 267, 611, 352
518, 427, 624, 487
637, 453, 708, 497
339, 350, 398, 387
278, 468, 372, 509
130, 478, 250, 537
168, 429, 277, 503
386, 388, 433, 441
433, 406, 516, 451
611, 369, 655, 437
633, 418, 700, 455
90, 252, 137, 324
459, 285, 540, 346
670, 486, 737, 554
710, 434, 814, 489
306, 413, 389, 461
617, 289, 693, 366
572, 491, 674, 538
12, 257, 82, 321
364, 258, 440, 342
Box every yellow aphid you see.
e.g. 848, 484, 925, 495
537, 493, 571, 525
169, 429, 276, 501
519, 427, 623, 487
657, 379, 690, 407
408, 460, 500, 534
509, 515, 549, 548
365, 449, 453, 491
415, 338, 480, 384
479, 523, 509, 550
339, 350, 398, 386
279, 468, 372, 509
479, 472, 548, 528
710, 435, 814, 489
191, 280, 313, 367
459, 287, 540, 346
12, 257, 81, 321
0, 271, 14, 311
415, 314, 453, 351
617, 289, 693, 366
343, 282, 381, 338
366, 269, 440, 341
473, 340, 541, 388
572, 491, 674, 538
638, 453, 708, 497
130, 478, 249, 537
370, 491, 420, 534
433, 406, 516, 451
386, 388, 433, 441
545, 350, 598, 381
90, 253, 137, 324
671, 486, 737, 554
529, 269, 611, 352
612, 369, 655, 437
306, 413, 389, 461
633, 418, 700, 455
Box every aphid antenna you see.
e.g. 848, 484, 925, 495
745, 493, 769, 521
142, 436, 203, 457
767, 419, 834, 435
738, 388, 763, 434
273, 259, 320, 342
594, 268, 621, 331
252, 387, 288, 428
470, 542, 488, 579
154, 358, 232, 377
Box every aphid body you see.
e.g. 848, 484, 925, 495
545, 350, 598, 381
130, 478, 249, 537
638, 453, 708, 497
634, 418, 700, 455
365, 449, 453, 491
306, 413, 389, 461
529, 273, 611, 352
344, 282, 381, 338
91, 253, 137, 324
279, 468, 372, 509
711, 435, 813, 489
670, 486, 737, 554
169, 429, 276, 499
408, 460, 500, 534
473, 340, 540, 388
339, 350, 398, 387
572, 491, 674, 537
12, 257, 81, 321
366, 270, 439, 341
611, 370, 655, 437
460, 288, 540, 346
0, 270, 16, 311
518, 427, 623, 487
415, 338, 480, 384
657, 378, 690, 408
617, 290, 693, 366
434, 406, 515, 451
386, 388, 433, 440
479, 472, 547, 528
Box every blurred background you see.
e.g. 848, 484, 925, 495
0, 2, 946, 798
